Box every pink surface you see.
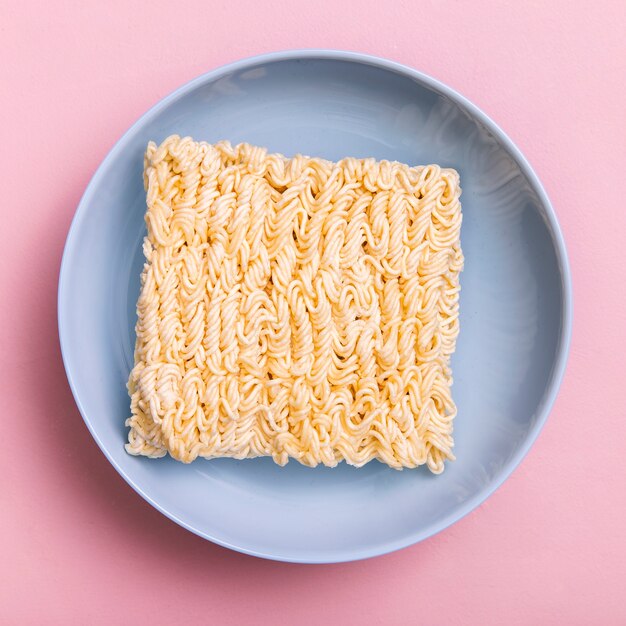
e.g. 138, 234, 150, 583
2, 1, 625, 623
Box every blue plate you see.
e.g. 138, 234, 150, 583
58, 50, 572, 563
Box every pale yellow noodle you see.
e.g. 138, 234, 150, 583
126, 135, 463, 472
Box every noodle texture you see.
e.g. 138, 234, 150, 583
126, 135, 463, 472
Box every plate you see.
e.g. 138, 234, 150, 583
58, 50, 572, 563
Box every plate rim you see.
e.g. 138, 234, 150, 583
58, 49, 573, 563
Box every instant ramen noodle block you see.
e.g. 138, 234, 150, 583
126, 135, 463, 473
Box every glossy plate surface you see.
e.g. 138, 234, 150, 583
59, 50, 572, 563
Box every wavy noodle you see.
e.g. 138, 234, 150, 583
126, 135, 463, 473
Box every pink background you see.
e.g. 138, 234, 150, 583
2, 1, 626, 623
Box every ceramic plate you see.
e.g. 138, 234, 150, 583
58, 50, 572, 563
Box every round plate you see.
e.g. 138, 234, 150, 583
59, 50, 572, 563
